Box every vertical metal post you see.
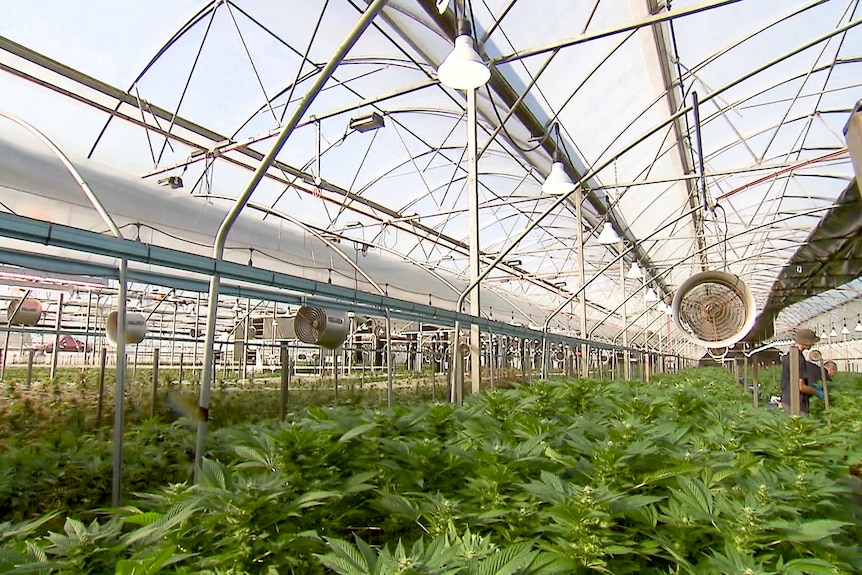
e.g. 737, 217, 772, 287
193, 0, 389, 482
467, 86, 481, 394
150, 348, 160, 418
386, 309, 393, 408
1, 330, 9, 380
450, 321, 462, 404
575, 187, 588, 377
621, 254, 629, 380
488, 331, 495, 388
521, 338, 527, 382
279, 343, 290, 420
84, 290, 93, 366
193, 293, 200, 370
752, 360, 759, 407
50, 292, 63, 379
788, 346, 800, 416
26, 348, 34, 388
818, 357, 830, 425
97, 347, 107, 430
170, 303, 177, 368
179, 352, 184, 386
112, 259, 128, 507
541, 331, 550, 379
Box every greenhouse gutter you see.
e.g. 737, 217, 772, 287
0, 212, 633, 352
749, 179, 862, 341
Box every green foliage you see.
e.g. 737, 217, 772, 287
1, 367, 862, 573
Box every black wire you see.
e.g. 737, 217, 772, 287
713, 203, 728, 271
468, 0, 547, 154
485, 83, 548, 153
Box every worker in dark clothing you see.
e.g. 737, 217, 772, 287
780, 328, 822, 415
807, 360, 837, 385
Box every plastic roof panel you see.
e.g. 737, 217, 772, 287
1, 0, 861, 356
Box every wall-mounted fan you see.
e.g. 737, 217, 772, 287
107, 311, 148, 344
672, 270, 756, 349
6, 298, 42, 325
294, 306, 349, 349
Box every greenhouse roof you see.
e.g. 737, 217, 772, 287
1, 0, 860, 352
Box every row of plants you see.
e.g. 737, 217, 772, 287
1, 367, 861, 573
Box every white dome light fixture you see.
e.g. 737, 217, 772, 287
645, 287, 659, 302
596, 222, 621, 244
437, 16, 490, 90
626, 262, 643, 280
542, 122, 576, 195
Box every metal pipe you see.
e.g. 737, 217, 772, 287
386, 308, 393, 408
467, 87, 481, 394
494, 0, 745, 65
49, 292, 63, 379
621, 246, 629, 380
600, 204, 833, 345
194, 0, 389, 480
546, 205, 701, 335
451, 15, 862, 337
0, 109, 129, 507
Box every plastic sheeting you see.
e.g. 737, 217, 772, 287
750, 179, 862, 341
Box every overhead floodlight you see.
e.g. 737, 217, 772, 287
349, 111, 385, 133
505, 259, 522, 267
841, 324, 850, 335
645, 288, 659, 302
437, 17, 490, 90
158, 176, 183, 189
542, 123, 576, 195
626, 262, 643, 280
596, 222, 621, 244
542, 162, 576, 195
820, 330, 829, 339
856, 317, 862, 332
830, 327, 838, 337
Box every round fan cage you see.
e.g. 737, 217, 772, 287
707, 347, 729, 360
672, 270, 756, 349
294, 306, 349, 349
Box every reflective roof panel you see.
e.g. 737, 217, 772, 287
1, 0, 860, 352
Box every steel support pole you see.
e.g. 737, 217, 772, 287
789, 346, 800, 416
0, 110, 128, 506
386, 308, 393, 408
84, 290, 93, 366
576, 188, 588, 377
0, 330, 9, 380
112, 260, 127, 505
193, 0, 389, 481
620, 244, 629, 380
49, 293, 63, 379
450, 320, 462, 405
467, 87, 481, 394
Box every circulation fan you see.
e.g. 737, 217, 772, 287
6, 298, 42, 326
294, 306, 349, 349
672, 270, 756, 349
107, 311, 148, 345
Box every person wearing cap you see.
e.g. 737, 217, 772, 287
807, 360, 838, 401
780, 328, 823, 415
807, 360, 838, 386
